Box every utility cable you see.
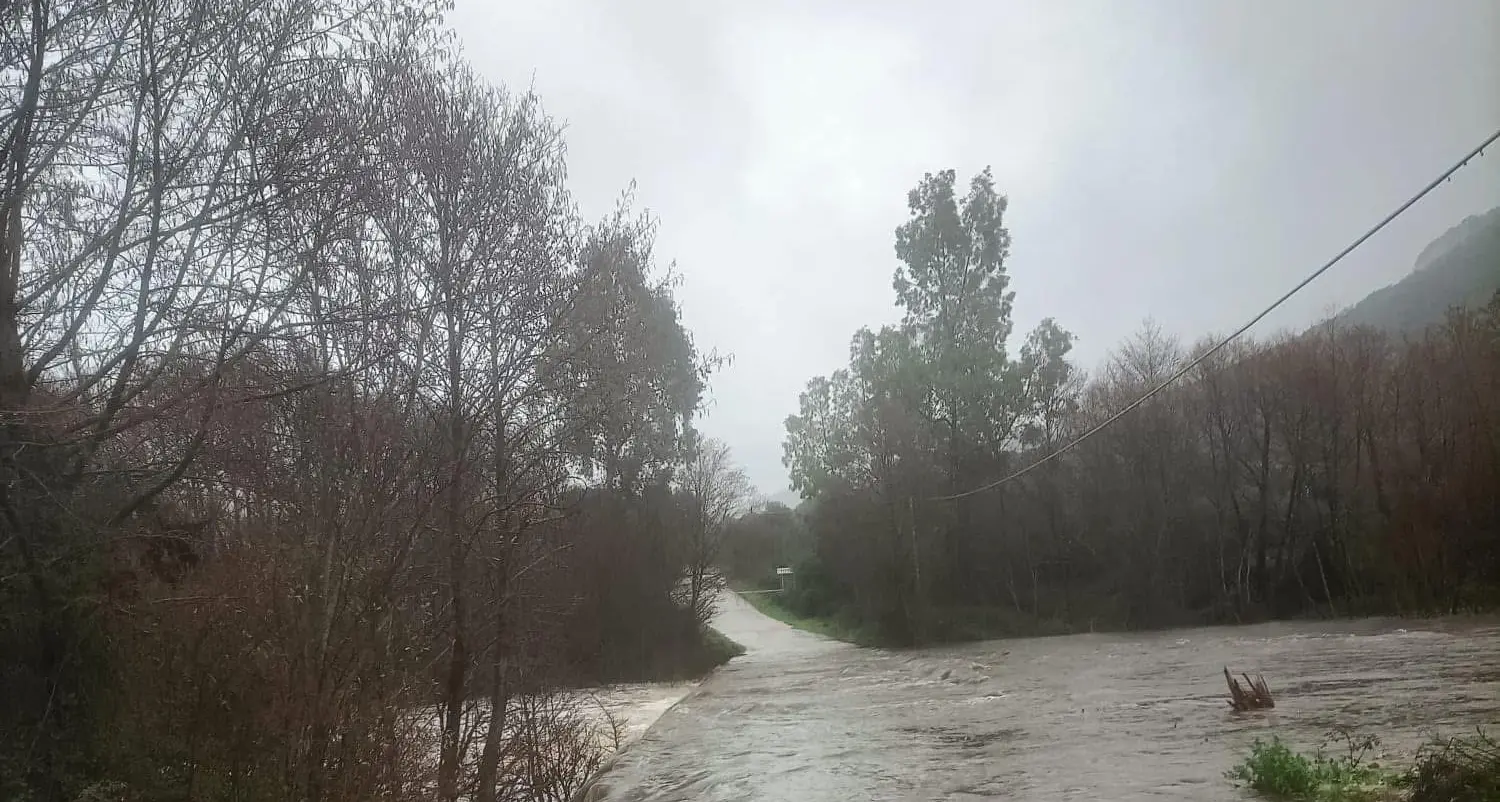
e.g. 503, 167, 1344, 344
933, 125, 1500, 502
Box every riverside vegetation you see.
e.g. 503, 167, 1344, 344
2, 2, 755, 800
1228, 730, 1499, 802
7, 2, 1498, 800
744, 170, 1500, 646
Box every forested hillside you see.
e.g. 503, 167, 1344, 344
772, 169, 1500, 646
1336, 206, 1500, 333
1, 4, 750, 801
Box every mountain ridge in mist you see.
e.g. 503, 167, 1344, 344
1334, 205, 1500, 334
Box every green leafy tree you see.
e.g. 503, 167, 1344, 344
893, 167, 1025, 465
782, 167, 1085, 641
1018, 317, 1081, 448
558, 194, 712, 495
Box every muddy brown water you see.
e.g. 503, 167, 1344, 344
586, 594, 1500, 801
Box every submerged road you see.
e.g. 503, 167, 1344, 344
584, 595, 1500, 801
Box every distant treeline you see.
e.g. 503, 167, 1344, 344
769, 168, 1500, 645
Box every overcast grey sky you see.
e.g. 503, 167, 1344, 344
450, 0, 1500, 499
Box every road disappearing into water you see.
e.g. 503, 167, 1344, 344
584, 595, 1500, 801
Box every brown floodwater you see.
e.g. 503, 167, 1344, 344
584, 594, 1500, 801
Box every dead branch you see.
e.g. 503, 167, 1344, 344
1225, 666, 1275, 711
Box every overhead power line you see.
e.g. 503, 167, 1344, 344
934, 125, 1500, 502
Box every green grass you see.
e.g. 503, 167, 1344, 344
737, 592, 1110, 647
736, 591, 887, 646
725, 577, 779, 593
1227, 734, 1394, 801
702, 626, 746, 662
1227, 730, 1500, 802
923, 604, 1082, 641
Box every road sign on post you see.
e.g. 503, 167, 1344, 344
775, 565, 795, 593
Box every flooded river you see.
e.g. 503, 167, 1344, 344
584, 594, 1500, 801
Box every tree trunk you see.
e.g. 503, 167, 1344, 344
1254, 416, 1272, 602
474, 602, 509, 802
438, 545, 468, 802
475, 407, 511, 802
437, 301, 468, 802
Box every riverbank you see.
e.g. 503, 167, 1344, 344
737, 590, 886, 646
576, 592, 846, 799
738, 589, 1094, 647
571, 626, 744, 747
586, 598, 1500, 801
418, 625, 743, 802
1229, 730, 1499, 802
738, 587, 1500, 650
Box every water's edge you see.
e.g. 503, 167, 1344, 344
586, 594, 1500, 801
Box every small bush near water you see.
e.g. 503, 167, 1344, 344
1402, 731, 1500, 802
1230, 729, 1500, 801
1228, 732, 1386, 800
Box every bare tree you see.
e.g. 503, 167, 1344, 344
678, 436, 753, 624
1, 3, 441, 797
2, 5, 752, 801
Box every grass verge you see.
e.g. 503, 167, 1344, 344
1228, 730, 1499, 802
736, 592, 1098, 647
701, 626, 746, 663
627, 625, 744, 682
736, 591, 886, 646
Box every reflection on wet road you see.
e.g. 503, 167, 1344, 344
587, 594, 1500, 801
